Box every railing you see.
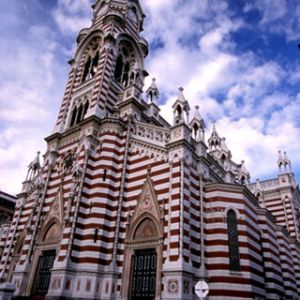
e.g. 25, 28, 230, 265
132, 122, 171, 145
259, 179, 279, 188
248, 178, 279, 191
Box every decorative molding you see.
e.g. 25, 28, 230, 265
168, 279, 178, 293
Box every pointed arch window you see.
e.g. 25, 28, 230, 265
90, 51, 99, 77
114, 54, 124, 83
70, 107, 77, 127
83, 101, 89, 116
192, 123, 199, 139
82, 56, 92, 82
76, 104, 84, 124
82, 52, 99, 82
81, 40, 100, 83
148, 90, 153, 102
240, 175, 246, 185
114, 41, 136, 87
69, 100, 89, 127
227, 209, 240, 272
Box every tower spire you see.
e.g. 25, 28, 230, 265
146, 78, 159, 103
190, 105, 205, 142
278, 150, 292, 173
172, 87, 191, 125
52, 0, 148, 134
208, 123, 221, 151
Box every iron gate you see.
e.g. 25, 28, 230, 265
32, 249, 56, 296
131, 248, 157, 300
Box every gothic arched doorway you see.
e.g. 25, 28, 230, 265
26, 219, 62, 299
122, 214, 163, 300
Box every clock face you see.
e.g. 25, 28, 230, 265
128, 8, 138, 23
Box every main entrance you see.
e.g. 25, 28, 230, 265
31, 249, 56, 298
131, 248, 157, 300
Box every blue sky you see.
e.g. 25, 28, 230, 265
0, 0, 300, 194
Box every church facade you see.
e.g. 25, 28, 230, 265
1, 0, 300, 299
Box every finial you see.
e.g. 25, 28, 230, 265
255, 178, 262, 192
278, 150, 284, 173
283, 151, 292, 173
26, 150, 42, 181
178, 87, 184, 93
192, 105, 202, 121
147, 165, 152, 175
146, 77, 159, 103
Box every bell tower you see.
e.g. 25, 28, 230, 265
52, 0, 148, 134
0, 1, 153, 299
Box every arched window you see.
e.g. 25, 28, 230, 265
70, 101, 89, 127
113, 41, 137, 87
114, 55, 124, 83
221, 154, 227, 166
227, 209, 240, 271
70, 107, 77, 127
193, 123, 199, 139
76, 104, 83, 124
82, 52, 99, 82
83, 101, 89, 116
176, 105, 182, 118
82, 56, 92, 82
122, 62, 130, 86
148, 90, 153, 102
240, 175, 246, 185
81, 39, 100, 83
90, 51, 99, 77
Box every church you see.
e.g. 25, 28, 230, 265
1, 0, 300, 299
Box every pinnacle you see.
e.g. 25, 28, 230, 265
194, 105, 202, 121
177, 87, 187, 102
149, 78, 158, 90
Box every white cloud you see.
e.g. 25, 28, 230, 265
243, 0, 300, 41
1, 0, 300, 195
53, 0, 92, 35
257, 0, 287, 24
142, 0, 300, 181
0, 4, 68, 194
213, 115, 300, 181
